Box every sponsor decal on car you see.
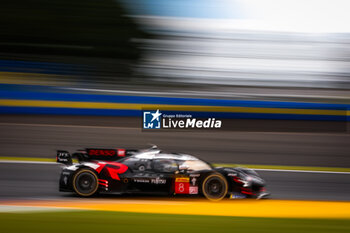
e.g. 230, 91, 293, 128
86, 149, 127, 160
151, 177, 166, 184
133, 178, 166, 184
230, 193, 247, 199
63, 176, 68, 185
117, 149, 126, 156
189, 177, 199, 194
175, 177, 190, 194
190, 177, 197, 186
133, 179, 150, 183
175, 177, 190, 182
88, 149, 116, 156
57, 151, 71, 162
189, 186, 198, 194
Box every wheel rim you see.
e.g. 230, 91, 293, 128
203, 175, 227, 200
74, 172, 97, 195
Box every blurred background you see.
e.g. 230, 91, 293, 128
0, 1, 350, 231
1, 0, 350, 99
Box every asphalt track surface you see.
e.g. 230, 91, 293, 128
0, 115, 349, 167
0, 115, 349, 201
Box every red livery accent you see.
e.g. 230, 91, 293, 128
240, 187, 253, 195
88, 149, 116, 156
106, 164, 128, 180
233, 176, 244, 184
95, 162, 128, 181
241, 190, 253, 195
98, 179, 109, 187
95, 163, 106, 173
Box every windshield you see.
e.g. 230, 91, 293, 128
178, 160, 212, 171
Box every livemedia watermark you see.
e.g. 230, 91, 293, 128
143, 109, 222, 130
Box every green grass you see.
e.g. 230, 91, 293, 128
1, 156, 350, 173
0, 210, 350, 233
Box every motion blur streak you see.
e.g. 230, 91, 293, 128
0, 0, 349, 232
126, 0, 350, 89
1, 199, 350, 219
0, 99, 346, 115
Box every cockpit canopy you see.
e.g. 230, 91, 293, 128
120, 150, 212, 173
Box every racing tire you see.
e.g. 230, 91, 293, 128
202, 173, 228, 201
72, 169, 99, 197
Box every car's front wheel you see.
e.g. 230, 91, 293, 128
72, 169, 99, 197
202, 173, 228, 201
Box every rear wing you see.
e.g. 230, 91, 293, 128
56, 150, 72, 165
56, 148, 138, 164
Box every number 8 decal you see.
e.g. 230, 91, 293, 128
179, 183, 184, 192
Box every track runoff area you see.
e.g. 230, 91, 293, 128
0, 158, 350, 233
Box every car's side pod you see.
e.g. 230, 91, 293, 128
56, 150, 73, 165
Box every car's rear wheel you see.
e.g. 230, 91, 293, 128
72, 169, 99, 197
202, 174, 228, 201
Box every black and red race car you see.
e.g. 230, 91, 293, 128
57, 146, 269, 200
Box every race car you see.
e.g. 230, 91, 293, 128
57, 146, 269, 200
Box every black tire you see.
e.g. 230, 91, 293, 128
202, 173, 228, 201
72, 169, 99, 197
